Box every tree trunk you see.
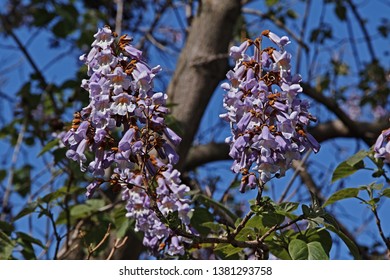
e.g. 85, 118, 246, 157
167, 0, 242, 169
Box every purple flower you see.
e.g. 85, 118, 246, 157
92, 26, 114, 49
221, 30, 320, 191
374, 128, 390, 163
62, 26, 193, 256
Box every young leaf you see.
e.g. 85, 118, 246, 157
323, 188, 360, 207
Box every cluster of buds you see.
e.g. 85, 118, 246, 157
61, 26, 191, 255
220, 30, 320, 192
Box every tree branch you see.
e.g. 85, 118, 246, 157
167, 0, 242, 170
183, 119, 388, 171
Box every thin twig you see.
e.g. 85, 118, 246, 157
345, 0, 376, 61
372, 207, 390, 254
279, 151, 312, 203
1, 15, 59, 114
242, 8, 309, 53
86, 224, 112, 260
295, 0, 311, 74
1, 118, 27, 221
106, 236, 129, 260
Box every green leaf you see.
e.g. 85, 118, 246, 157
16, 232, 45, 248
39, 188, 70, 204
323, 188, 360, 207
245, 215, 264, 230
0, 231, 15, 259
335, 2, 347, 21
307, 241, 329, 260
85, 199, 105, 210
278, 202, 299, 213
0, 221, 15, 234
13, 165, 32, 198
32, 9, 56, 27
201, 222, 224, 232
38, 139, 59, 157
190, 207, 214, 236
382, 189, 390, 198
267, 239, 291, 260
52, 19, 76, 38
306, 229, 332, 255
288, 239, 308, 260
215, 243, 243, 258
325, 224, 361, 260
261, 212, 285, 227
0, 169, 6, 181
265, 0, 279, 6
301, 204, 311, 217
70, 204, 93, 219
331, 161, 365, 183
194, 194, 237, 221
14, 201, 39, 221
346, 150, 370, 166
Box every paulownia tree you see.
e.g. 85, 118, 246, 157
0, 0, 389, 260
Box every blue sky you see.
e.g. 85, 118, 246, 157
1, 0, 389, 259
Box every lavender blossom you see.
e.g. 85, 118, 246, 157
374, 128, 390, 163
221, 30, 320, 192
61, 26, 192, 256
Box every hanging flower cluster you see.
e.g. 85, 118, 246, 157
374, 127, 390, 163
61, 26, 192, 255
220, 30, 320, 193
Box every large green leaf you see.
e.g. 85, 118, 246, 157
306, 229, 333, 255
323, 188, 360, 207
325, 224, 361, 260
261, 212, 285, 227
289, 239, 329, 260
307, 241, 329, 260
288, 239, 308, 260
267, 239, 291, 260
190, 207, 214, 236
332, 161, 365, 183
331, 150, 369, 183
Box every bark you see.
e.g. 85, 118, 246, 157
167, 0, 242, 169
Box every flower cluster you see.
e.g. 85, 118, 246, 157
61, 26, 192, 255
374, 128, 390, 163
220, 30, 320, 192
